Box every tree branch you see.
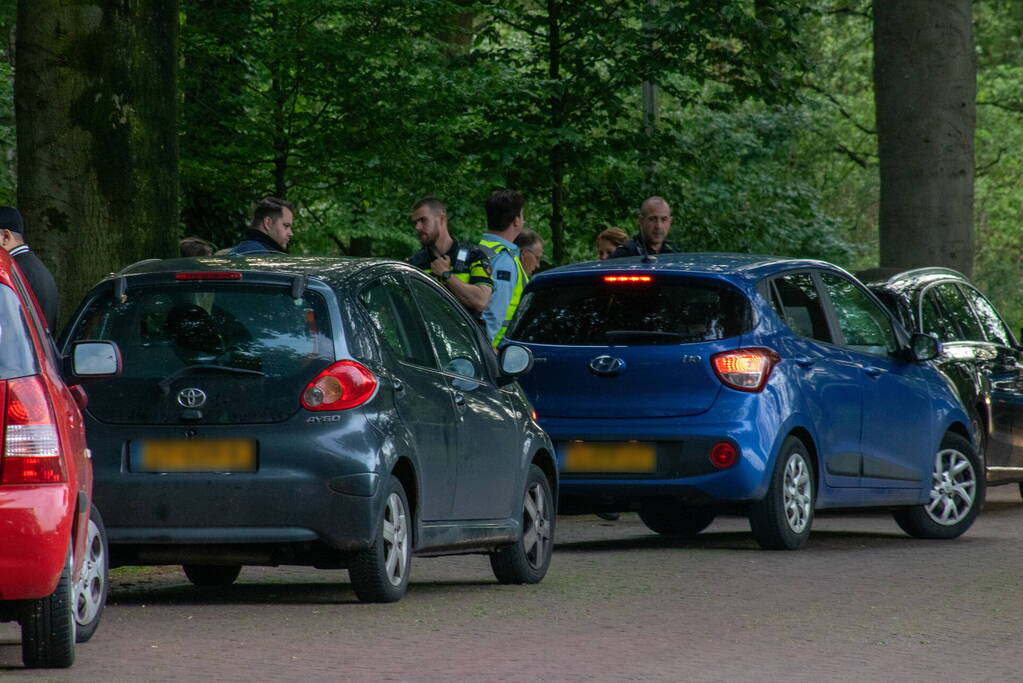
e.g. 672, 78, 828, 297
804, 82, 877, 135
834, 144, 874, 168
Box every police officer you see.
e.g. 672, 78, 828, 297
479, 189, 528, 346
408, 197, 493, 317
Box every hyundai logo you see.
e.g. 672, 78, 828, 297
177, 388, 207, 408
589, 355, 625, 377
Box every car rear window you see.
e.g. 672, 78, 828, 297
0, 284, 37, 379
67, 284, 335, 424
508, 276, 752, 346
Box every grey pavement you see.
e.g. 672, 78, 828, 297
3, 486, 1023, 682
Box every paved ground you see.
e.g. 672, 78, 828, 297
3, 486, 1023, 682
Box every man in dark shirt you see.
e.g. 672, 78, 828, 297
408, 197, 493, 317
229, 197, 294, 254
610, 196, 677, 258
0, 206, 58, 331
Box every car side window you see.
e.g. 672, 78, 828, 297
921, 288, 962, 342
407, 278, 488, 384
960, 285, 1013, 346
933, 283, 986, 343
819, 273, 898, 356
359, 276, 435, 368
769, 273, 833, 343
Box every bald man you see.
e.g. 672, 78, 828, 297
609, 196, 677, 258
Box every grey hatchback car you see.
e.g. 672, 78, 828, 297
61, 256, 556, 602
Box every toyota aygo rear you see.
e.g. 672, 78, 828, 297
507, 253, 983, 549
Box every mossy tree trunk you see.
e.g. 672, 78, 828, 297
15, 0, 178, 326
874, 0, 975, 276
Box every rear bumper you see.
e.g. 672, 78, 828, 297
0, 486, 72, 601
539, 412, 775, 504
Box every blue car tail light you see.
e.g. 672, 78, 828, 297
711, 347, 780, 392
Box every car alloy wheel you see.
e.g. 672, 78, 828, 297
925, 447, 977, 526
73, 519, 105, 630
783, 453, 812, 534
522, 479, 552, 570
382, 491, 409, 586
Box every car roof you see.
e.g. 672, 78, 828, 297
858, 266, 967, 288
104, 255, 408, 288
531, 252, 844, 285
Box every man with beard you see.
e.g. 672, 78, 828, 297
408, 197, 493, 317
230, 197, 294, 254
610, 196, 677, 258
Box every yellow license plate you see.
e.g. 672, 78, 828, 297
137, 439, 257, 472
564, 442, 657, 473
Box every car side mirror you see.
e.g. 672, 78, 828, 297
66, 340, 122, 382
496, 344, 534, 386
909, 333, 941, 362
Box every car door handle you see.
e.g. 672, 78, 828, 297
862, 366, 883, 377
793, 357, 815, 368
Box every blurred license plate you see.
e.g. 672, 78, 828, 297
134, 439, 256, 472
564, 442, 656, 473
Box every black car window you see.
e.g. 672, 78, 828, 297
770, 273, 832, 343
921, 288, 962, 342
0, 283, 38, 379
933, 283, 986, 343
960, 285, 1013, 346
359, 276, 435, 368
407, 278, 488, 383
509, 276, 751, 346
820, 273, 897, 356
68, 284, 335, 424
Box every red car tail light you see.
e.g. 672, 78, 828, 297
710, 441, 738, 469
175, 272, 242, 280
2, 375, 64, 483
603, 275, 652, 284
301, 361, 377, 411
711, 348, 780, 392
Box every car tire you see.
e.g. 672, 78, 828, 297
182, 564, 243, 587
349, 475, 411, 603
73, 505, 109, 643
21, 551, 75, 668
893, 432, 983, 539
490, 464, 554, 584
638, 501, 716, 537
748, 436, 814, 550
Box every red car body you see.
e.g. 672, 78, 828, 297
0, 247, 100, 667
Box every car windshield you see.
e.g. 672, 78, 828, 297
0, 283, 37, 379
508, 275, 752, 346
68, 283, 335, 423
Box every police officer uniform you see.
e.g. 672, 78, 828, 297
478, 235, 527, 346
409, 240, 494, 317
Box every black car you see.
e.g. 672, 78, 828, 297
862, 267, 1023, 495
61, 256, 556, 602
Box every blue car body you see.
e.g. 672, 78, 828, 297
506, 254, 974, 525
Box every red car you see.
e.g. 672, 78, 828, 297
0, 247, 119, 668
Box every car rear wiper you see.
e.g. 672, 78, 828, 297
157, 364, 266, 395
605, 330, 685, 346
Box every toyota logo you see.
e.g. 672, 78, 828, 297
589, 355, 625, 377
176, 388, 207, 408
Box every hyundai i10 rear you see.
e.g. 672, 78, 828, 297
506, 254, 982, 549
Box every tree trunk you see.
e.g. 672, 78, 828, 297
16, 0, 178, 325
547, 0, 564, 265
874, 0, 975, 276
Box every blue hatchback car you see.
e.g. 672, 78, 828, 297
506, 254, 983, 549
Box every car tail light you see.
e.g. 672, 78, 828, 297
603, 275, 652, 284
174, 272, 242, 280
710, 441, 738, 469
711, 348, 780, 392
301, 361, 377, 411
2, 375, 64, 483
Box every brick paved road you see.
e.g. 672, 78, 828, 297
3, 486, 1023, 682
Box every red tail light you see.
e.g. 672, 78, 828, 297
301, 361, 377, 411
603, 275, 652, 284
710, 441, 738, 469
2, 376, 64, 483
175, 272, 242, 280
711, 348, 780, 392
